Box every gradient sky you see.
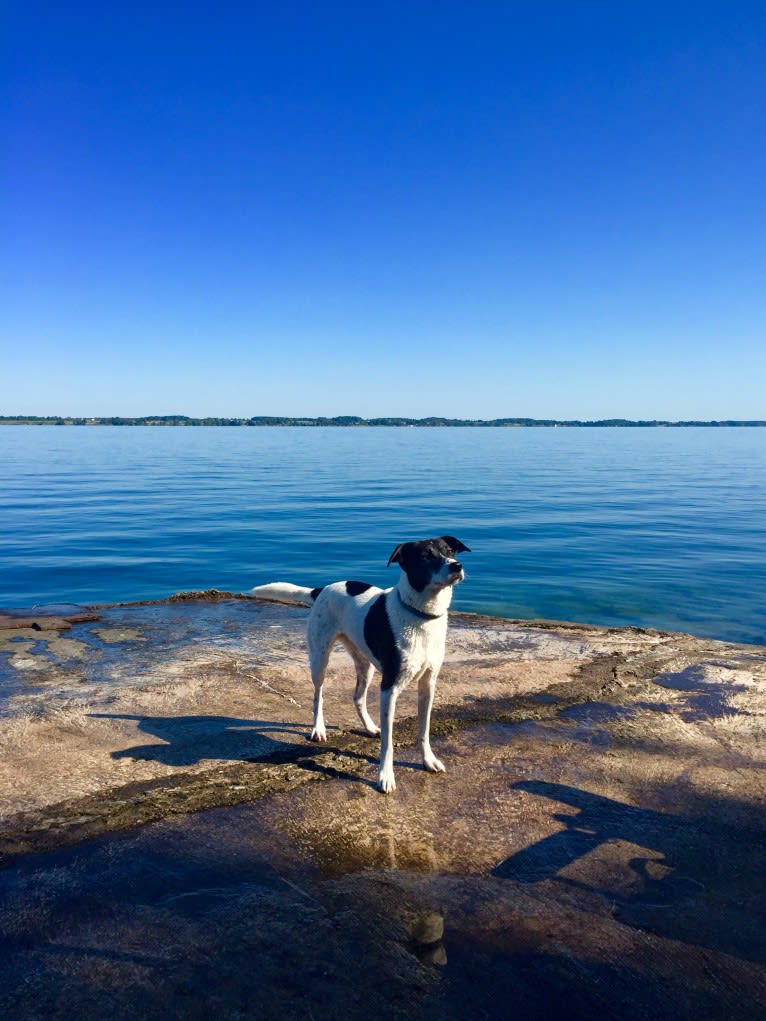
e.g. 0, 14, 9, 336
2, 2, 765, 420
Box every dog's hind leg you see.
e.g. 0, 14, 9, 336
354, 660, 380, 737
418, 667, 446, 774
338, 638, 380, 737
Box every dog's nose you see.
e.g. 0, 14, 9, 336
448, 561, 462, 574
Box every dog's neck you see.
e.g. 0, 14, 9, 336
395, 576, 454, 619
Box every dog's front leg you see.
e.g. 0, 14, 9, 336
418, 668, 445, 774
377, 686, 399, 793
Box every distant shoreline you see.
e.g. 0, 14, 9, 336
1, 415, 765, 428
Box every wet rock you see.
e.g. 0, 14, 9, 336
92, 627, 147, 643
0, 606, 100, 631
0, 595, 764, 1018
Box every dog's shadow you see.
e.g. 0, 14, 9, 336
90, 712, 374, 769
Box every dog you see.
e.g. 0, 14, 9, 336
249, 535, 470, 792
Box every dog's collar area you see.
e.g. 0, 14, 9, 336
396, 590, 445, 621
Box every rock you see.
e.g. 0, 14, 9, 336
412, 910, 445, 945
0, 596, 764, 1018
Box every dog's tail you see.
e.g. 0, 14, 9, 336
248, 582, 322, 606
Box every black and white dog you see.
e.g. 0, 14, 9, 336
249, 535, 470, 793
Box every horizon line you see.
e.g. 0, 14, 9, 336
2, 415, 766, 428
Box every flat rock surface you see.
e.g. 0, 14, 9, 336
0, 595, 764, 1019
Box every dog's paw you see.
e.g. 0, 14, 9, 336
423, 754, 446, 774
310, 727, 327, 743
365, 725, 381, 738
376, 770, 396, 794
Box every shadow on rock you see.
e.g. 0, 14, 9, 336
91, 713, 316, 766
653, 662, 750, 721
493, 780, 766, 966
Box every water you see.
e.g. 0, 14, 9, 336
1, 426, 764, 644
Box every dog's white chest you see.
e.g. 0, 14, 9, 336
392, 612, 447, 680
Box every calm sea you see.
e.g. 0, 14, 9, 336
1, 426, 764, 645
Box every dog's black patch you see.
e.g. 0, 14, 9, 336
398, 542, 447, 593
441, 535, 471, 555
345, 580, 372, 597
400, 552, 435, 593
363, 593, 401, 689
310, 587, 324, 601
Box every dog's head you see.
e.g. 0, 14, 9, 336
387, 535, 471, 592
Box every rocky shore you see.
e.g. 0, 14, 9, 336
0, 594, 764, 1018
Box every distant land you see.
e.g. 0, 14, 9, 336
2, 416, 765, 428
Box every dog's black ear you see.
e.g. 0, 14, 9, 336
387, 542, 409, 567
441, 535, 471, 554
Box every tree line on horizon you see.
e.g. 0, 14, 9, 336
2, 415, 765, 428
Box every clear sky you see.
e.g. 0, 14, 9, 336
2, 2, 765, 420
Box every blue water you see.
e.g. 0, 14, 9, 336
1, 426, 764, 644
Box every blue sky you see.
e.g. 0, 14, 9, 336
2, 2, 765, 419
